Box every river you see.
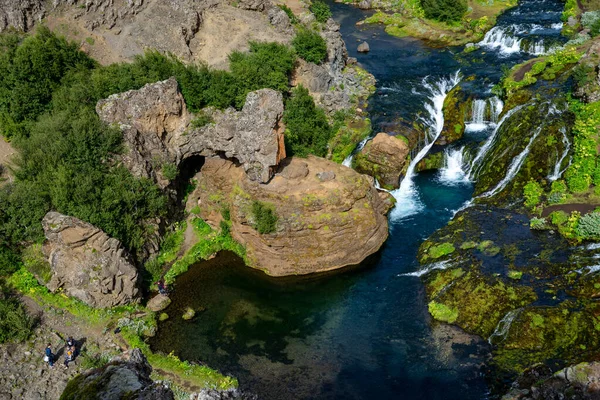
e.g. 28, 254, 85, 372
150, 1, 566, 398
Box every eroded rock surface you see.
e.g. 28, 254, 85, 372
188, 156, 390, 276
61, 348, 174, 400
97, 79, 285, 185
353, 133, 409, 189
42, 211, 140, 308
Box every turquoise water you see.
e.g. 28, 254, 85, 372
150, 1, 566, 398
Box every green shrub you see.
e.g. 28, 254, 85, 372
576, 212, 600, 239
251, 201, 278, 234
530, 217, 548, 230
229, 42, 296, 107
161, 162, 178, 181
0, 288, 35, 344
309, 0, 332, 23
523, 180, 544, 209
278, 4, 299, 24
547, 192, 565, 204
293, 29, 328, 65
22, 244, 52, 284
283, 85, 332, 157
420, 0, 467, 22
0, 246, 20, 277
573, 63, 595, 87
191, 111, 214, 128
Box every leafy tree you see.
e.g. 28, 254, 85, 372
293, 29, 328, 64
283, 85, 332, 157
420, 0, 467, 22
251, 201, 278, 234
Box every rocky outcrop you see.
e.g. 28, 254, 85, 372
573, 40, 600, 103
60, 348, 174, 400
97, 79, 285, 186
503, 362, 600, 400
438, 85, 471, 145
353, 133, 409, 189
188, 156, 390, 276
41, 212, 140, 308
0, 0, 45, 32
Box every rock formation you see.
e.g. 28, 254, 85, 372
353, 133, 410, 189
0, 0, 45, 32
438, 85, 471, 145
41, 211, 140, 308
96, 78, 285, 186
357, 41, 370, 53
60, 348, 174, 400
188, 156, 391, 276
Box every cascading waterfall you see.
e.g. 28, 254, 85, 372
466, 97, 504, 131
479, 126, 542, 198
439, 147, 469, 184
488, 309, 522, 344
466, 105, 525, 180
490, 96, 504, 123
548, 127, 571, 181
342, 137, 370, 167
400, 260, 453, 277
389, 71, 461, 220
479, 25, 557, 56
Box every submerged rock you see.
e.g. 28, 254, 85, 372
41, 212, 140, 308
60, 348, 174, 400
188, 156, 390, 276
353, 132, 409, 189
182, 307, 196, 320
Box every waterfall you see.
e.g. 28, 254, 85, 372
374, 177, 390, 192
466, 97, 504, 132
466, 105, 525, 180
488, 308, 522, 344
439, 147, 469, 184
389, 71, 461, 220
548, 127, 571, 181
479, 26, 522, 55
342, 137, 370, 167
399, 260, 453, 277
479, 127, 542, 198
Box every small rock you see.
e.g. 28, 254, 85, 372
316, 171, 336, 182
347, 57, 357, 65
568, 16, 577, 27
147, 294, 171, 312
182, 307, 196, 320
465, 43, 475, 48
159, 313, 169, 321
357, 41, 370, 53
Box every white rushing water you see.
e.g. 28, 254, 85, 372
479, 126, 542, 198
548, 127, 571, 181
438, 147, 469, 185
479, 25, 557, 56
466, 97, 504, 132
342, 137, 369, 167
488, 308, 522, 344
400, 260, 454, 277
389, 71, 461, 220
466, 105, 525, 180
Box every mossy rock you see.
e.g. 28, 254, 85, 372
182, 307, 196, 320
159, 313, 169, 321
438, 85, 471, 145
416, 151, 444, 172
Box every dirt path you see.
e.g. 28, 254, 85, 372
0, 137, 15, 184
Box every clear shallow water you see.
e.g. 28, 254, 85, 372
151, 1, 565, 398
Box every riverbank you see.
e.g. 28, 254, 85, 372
352, 0, 517, 46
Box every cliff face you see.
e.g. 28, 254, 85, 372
189, 156, 392, 276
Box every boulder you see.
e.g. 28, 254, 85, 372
41, 212, 140, 308
357, 41, 370, 53
60, 348, 174, 400
147, 294, 171, 312
438, 84, 471, 145
353, 133, 410, 189
97, 79, 286, 185
188, 156, 390, 276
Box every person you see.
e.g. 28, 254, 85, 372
156, 280, 168, 295
44, 343, 54, 368
66, 336, 74, 348
64, 346, 74, 369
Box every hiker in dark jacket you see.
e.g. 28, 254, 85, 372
44, 344, 54, 368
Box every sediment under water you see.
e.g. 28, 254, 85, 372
150, 1, 567, 398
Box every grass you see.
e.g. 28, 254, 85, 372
428, 300, 459, 323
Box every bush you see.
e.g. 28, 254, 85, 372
278, 4, 299, 24
309, 0, 332, 23
523, 180, 544, 209
229, 42, 296, 107
283, 85, 332, 157
293, 29, 328, 65
251, 201, 278, 234
576, 212, 600, 239
530, 217, 548, 230
161, 162, 178, 181
420, 0, 467, 22
0, 287, 35, 344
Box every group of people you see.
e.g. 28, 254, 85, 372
44, 336, 76, 369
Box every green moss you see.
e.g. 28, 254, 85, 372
428, 243, 456, 259
460, 241, 478, 250
428, 301, 459, 323
508, 270, 523, 280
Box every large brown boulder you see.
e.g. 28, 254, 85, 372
96, 79, 285, 186
41, 212, 140, 308
188, 156, 390, 276
353, 133, 410, 190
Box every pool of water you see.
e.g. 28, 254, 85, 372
150, 1, 566, 398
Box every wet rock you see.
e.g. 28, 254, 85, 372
41, 212, 140, 308
353, 133, 410, 189
182, 307, 196, 320
189, 156, 389, 276
191, 388, 258, 400
60, 348, 174, 400
438, 85, 471, 145
357, 41, 370, 53
147, 294, 171, 312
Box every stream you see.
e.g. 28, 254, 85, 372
150, 0, 567, 398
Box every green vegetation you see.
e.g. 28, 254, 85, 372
565, 99, 600, 193
523, 180, 543, 209
428, 301, 459, 323
251, 200, 278, 234
191, 111, 214, 128
508, 270, 523, 280
576, 212, 600, 239
293, 29, 328, 65
0, 283, 35, 344
278, 4, 299, 24
309, 0, 332, 23
420, 0, 467, 22
283, 85, 332, 157
428, 242, 456, 259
